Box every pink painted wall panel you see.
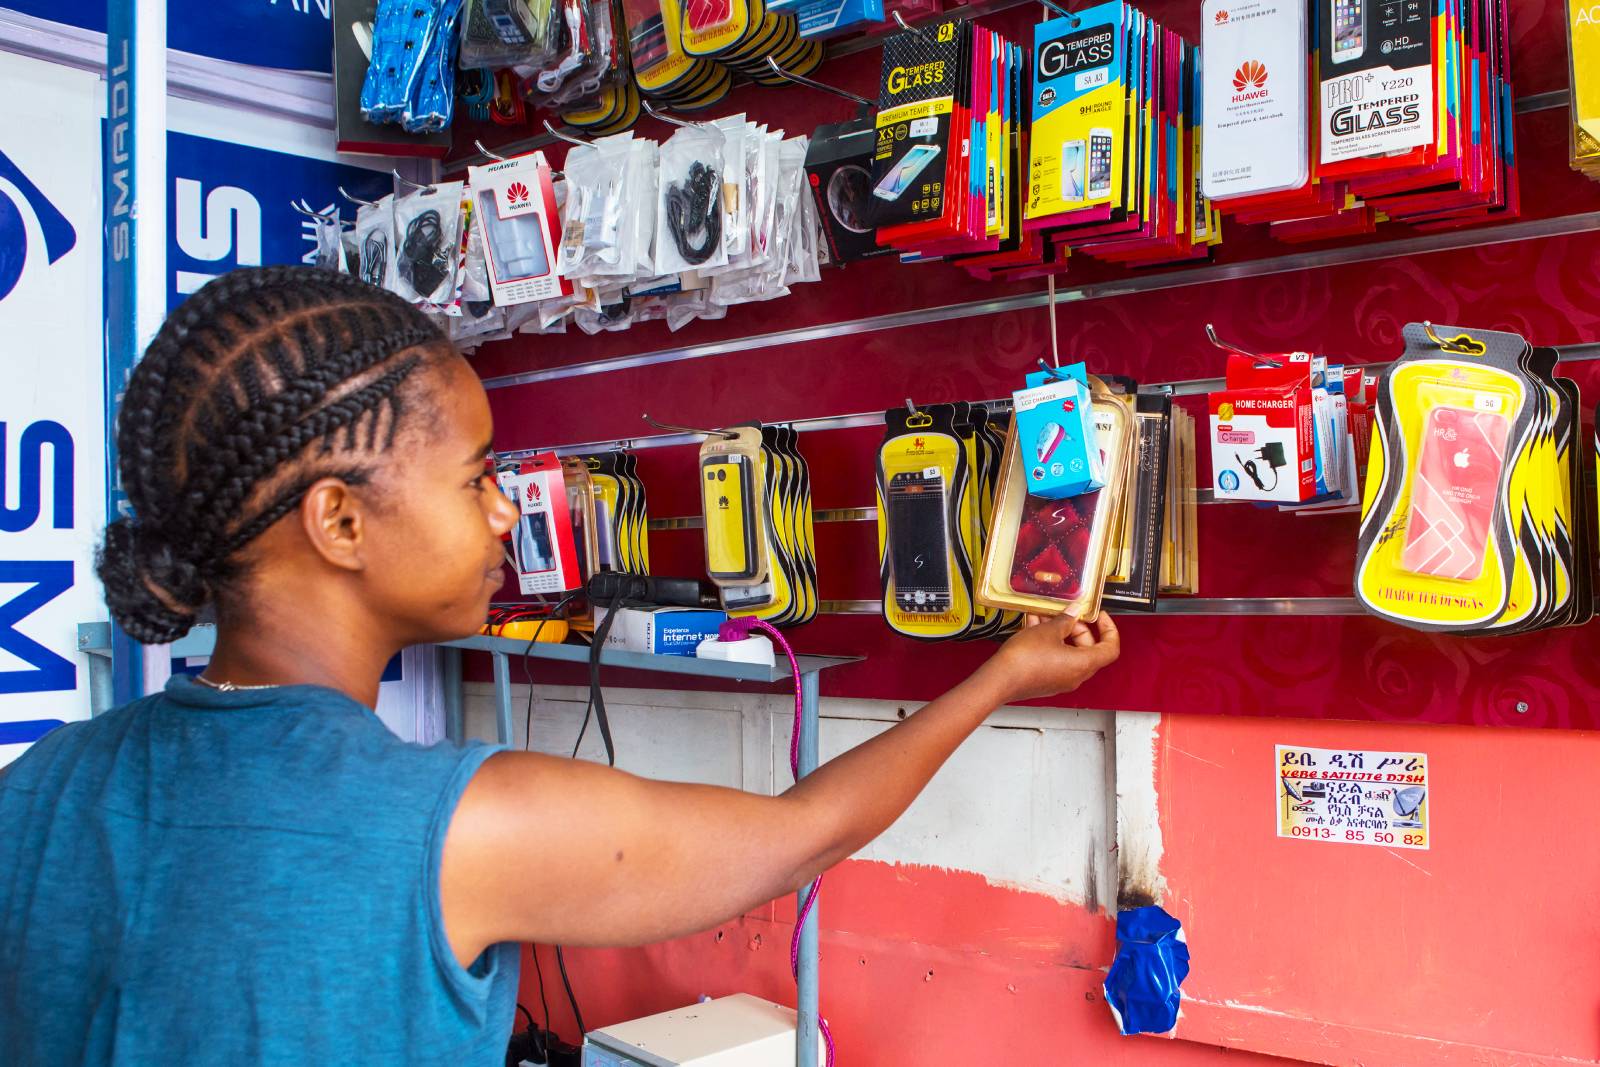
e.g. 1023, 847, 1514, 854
1160, 714, 1600, 1064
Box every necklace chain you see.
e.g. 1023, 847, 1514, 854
194, 674, 281, 692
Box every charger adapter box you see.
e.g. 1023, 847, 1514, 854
1012, 363, 1103, 498
1208, 353, 1318, 503
498, 452, 583, 595
598, 606, 729, 657
467, 152, 570, 307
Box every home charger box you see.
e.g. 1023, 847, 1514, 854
1207, 353, 1319, 503
597, 606, 728, 657
583, 994, 824, 1067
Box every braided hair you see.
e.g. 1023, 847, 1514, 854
98, 265, 449, 644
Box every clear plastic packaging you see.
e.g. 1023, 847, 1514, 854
458, 0, 563, 71
655, 125, 729, 275
355, 195, 399, 293
392, 179, 465, 308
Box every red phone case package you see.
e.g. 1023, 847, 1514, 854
1399, 405, 1510, 580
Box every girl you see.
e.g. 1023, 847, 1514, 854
0, 266, 1119, 1065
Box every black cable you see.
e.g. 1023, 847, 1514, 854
398, 207, 450, 298
515, 1003, 536, 1031
360, 231, 388, 287
555, 945, 586, 1036
531, 942, 552, 1037
665, 161, 722, 265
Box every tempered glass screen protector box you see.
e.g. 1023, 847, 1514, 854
598, 606, 729, 656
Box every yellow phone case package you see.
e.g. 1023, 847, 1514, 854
1355, 323, 1541, 633
877, 404, 977, 640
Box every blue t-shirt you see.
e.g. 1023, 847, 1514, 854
0, 676, 519, 1066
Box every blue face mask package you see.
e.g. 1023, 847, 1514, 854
1012, 362, 1105, 498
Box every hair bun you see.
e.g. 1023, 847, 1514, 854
96, 518, 207, 645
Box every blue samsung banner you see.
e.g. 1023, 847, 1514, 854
166, 129, 389, 308
6, 0, 334, 74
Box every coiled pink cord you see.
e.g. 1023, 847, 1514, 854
721, 617, 836, 1067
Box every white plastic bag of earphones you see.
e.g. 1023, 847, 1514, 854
392, 180, 465, 309
710, 116, 750, 264
711, 123, 768, 277
354, 195, 400, 293
311, 211, 346, 272
785, 141, 822, 287
451, 204, 506, 342
654, 126, 729, 277
711, 135, 800, 306
623, 136, 660, 277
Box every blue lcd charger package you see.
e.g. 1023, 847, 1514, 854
1012, 363, 1104, 498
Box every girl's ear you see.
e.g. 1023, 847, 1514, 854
299, 478, 368, 573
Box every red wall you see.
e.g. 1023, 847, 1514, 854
464, 1, 1600, 1060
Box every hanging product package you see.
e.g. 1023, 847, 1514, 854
458, 0, 563, 70
582, 450, 652, 574
556, 139, 627, 280
311, 209, 348, 272
871, 17, 967, 234
976, 382, 1134, 623
1569, 0, 1600, 178
805, 115, 890, 263
1200, 0, 1308, 201
392, 179, 465, 309
656, 125, 730, 275
498, 452, 585, 595
699, 424, 770, 592
725, 425, 819, 626
876, 403, 978, 641
1354, 323, 1555, 634
1103, 393, 1171, 611
452, 199, 510, 347
468, 151, 571, 306
1317, 0, 1438, 178
355, 195, 400, 292
1207, 352, 1321, 504
1012, 363, 1104, 499
1026, 3, 1128, 227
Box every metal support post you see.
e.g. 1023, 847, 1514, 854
441, 645, 464, 745
795, 668, 821, 1067
491, 650, 514, 746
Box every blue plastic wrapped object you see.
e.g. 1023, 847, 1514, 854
404, 0, 466, 131
1103, 905, 1190, 1036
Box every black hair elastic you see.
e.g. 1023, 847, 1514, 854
665, 160, 722, 266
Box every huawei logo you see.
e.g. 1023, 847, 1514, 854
507, 180, 531, 205
1214, 8, 1229, 22
525, 482, 542, 504
1232, 60, 1267, 91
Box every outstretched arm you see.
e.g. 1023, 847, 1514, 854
440, 613, 1120, 963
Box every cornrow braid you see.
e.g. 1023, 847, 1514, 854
97, 266, 448, 644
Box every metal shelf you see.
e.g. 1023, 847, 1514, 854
441, 632, 857, 685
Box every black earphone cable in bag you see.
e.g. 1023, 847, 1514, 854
360, 231, 388, 287
399, 208, 450, 299
665, 160, 722, 266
